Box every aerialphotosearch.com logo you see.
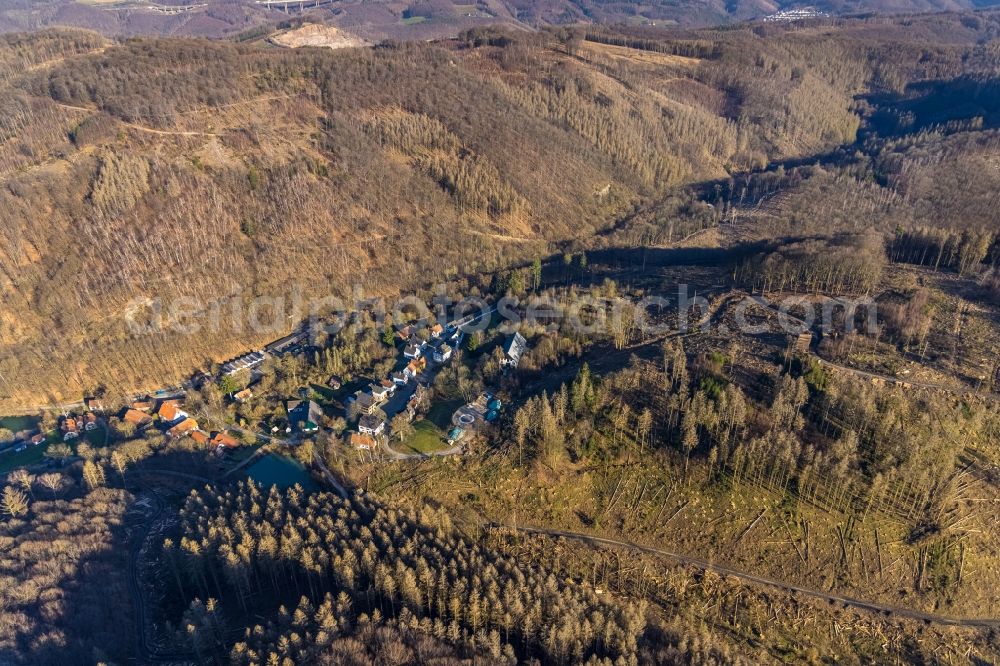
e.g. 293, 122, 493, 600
122, 283, 881, 341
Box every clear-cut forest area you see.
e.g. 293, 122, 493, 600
0, 7, 999, 665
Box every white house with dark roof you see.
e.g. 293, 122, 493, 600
501, 332, 527, 368
358, 414, 385, 436
433, 342, 453, 363
403, 338, 425, 360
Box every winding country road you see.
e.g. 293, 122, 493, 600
502, 524, 1000, 629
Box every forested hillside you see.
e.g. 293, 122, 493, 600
3, 10, 1000, 665
171, 484, 649, 663
2, 13, 1000, 409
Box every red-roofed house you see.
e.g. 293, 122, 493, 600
210, 431, 240, 448
132, 399, 153, 412
123, 409, 152, 427
350, 432, 376, 450
158, 401, 186, 423
168, 418, 198, 438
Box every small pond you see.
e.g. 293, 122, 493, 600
246, 454, 319, 492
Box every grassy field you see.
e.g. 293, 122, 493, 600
409, 419, 446, 453
309, 383, 340, 403
0, 444, 48, 474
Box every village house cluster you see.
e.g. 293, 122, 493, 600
122, 395, 240, 454
344, 321, 464, 449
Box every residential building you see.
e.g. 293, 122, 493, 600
191, 430, 209, 446
85, 397, 105, 412
84, 413, 98, 431
157, 401, 187, 423
350, 432, 376, 450
358, 414, 385, 436
286, 400, 322, 432
234, 388, 253, 403
61, 417, 79, 441
501, 332, 527, 368
403, 339, 424, 360
123, 409, 152, 427
351, 391, 383, 416
430, 323, 444, 338
391, 370, 409, 385
211, 431, 240, 448
405, 357, 427, 378
433, 343, 453, 363
168, 418, 199, 438
131, 399, 153, 412
221, 350, 267, 376
265, 331, 306, 357
30, 434, 45, 446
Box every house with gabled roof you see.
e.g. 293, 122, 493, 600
132, 399, 153, 412
210, 431, 240, 448
286, 400, 322, 432
168, 418, 199, 438
404, 357, 427, 379
501, 332, 527, 368
403, 338, 426, 360
123, 408, 152, 427
350, 432, 377, 450
60, 416, 79, 441
396, 324, 416, 341
433, 343, 453, 363
157, 400, 186, 424
371, 382, 395, 400
358, 414, 385, 436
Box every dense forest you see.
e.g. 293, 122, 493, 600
170, 484, 648, 664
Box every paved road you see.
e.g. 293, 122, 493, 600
500, 524, 1000, 629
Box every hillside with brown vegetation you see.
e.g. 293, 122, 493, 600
8, 16, 992, 409
3, 11, 1000, 665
